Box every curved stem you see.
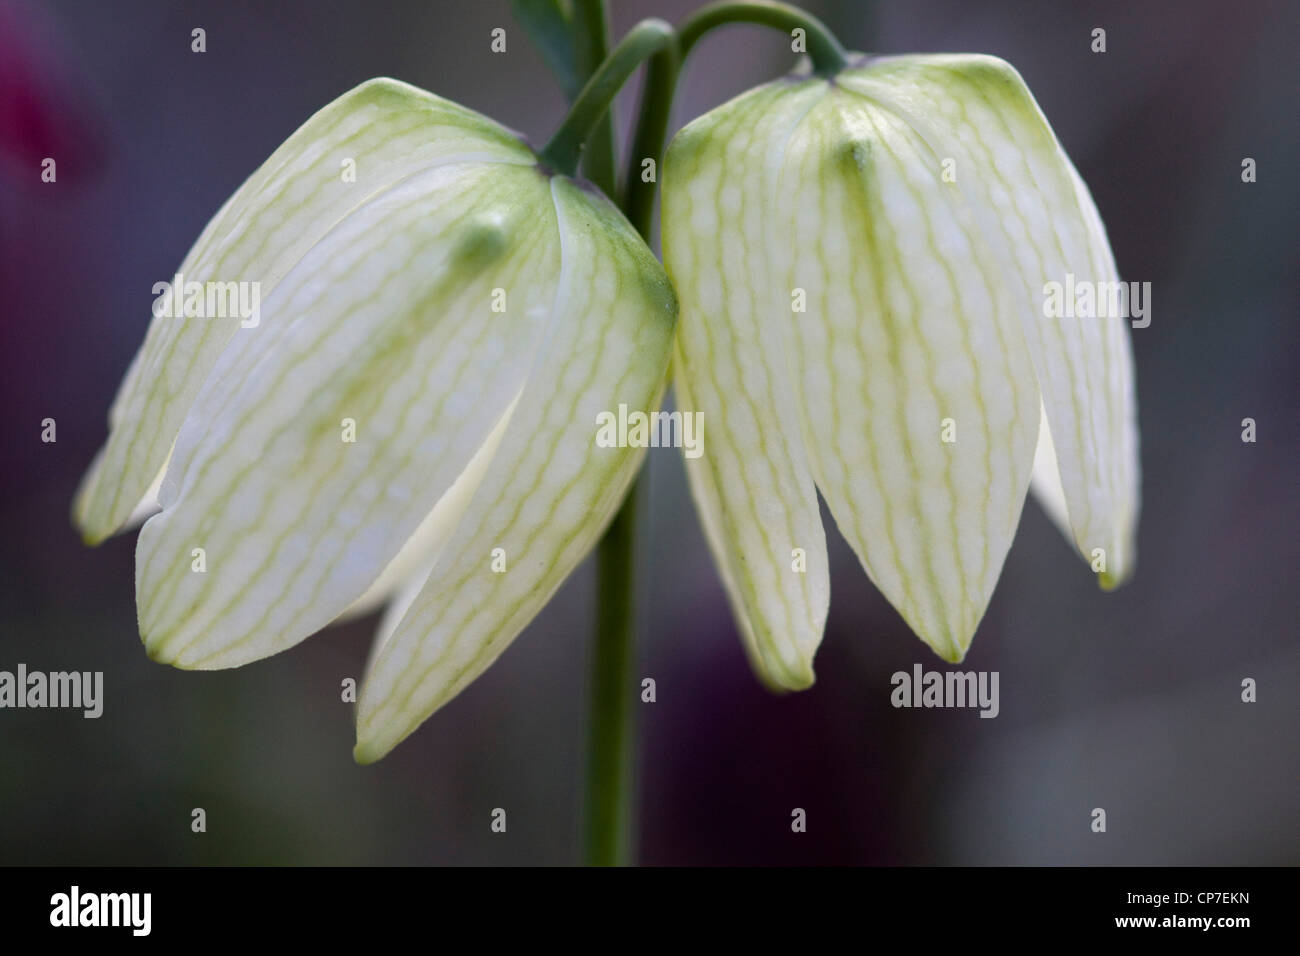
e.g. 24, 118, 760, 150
540, 18, 676, 178
621, 1, 849, 222
679, 0, 849, 75
620, 43, 679, 234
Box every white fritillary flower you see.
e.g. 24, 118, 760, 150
662, 54, 1139, 685
74, 78, 676, 762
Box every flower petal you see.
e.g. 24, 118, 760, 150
1029, 402, 1072, 543
74, 77, 535, 543
338, 390, 522, 623
662, 80, 832, 689
842, 55, 1139, 587
137, 162, 561, 669
354, 177, 676, 763
776, 84, 1041, 663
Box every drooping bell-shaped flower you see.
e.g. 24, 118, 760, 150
73, 78, 677, 761
662, 54, 1139, 684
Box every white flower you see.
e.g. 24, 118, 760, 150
662, 54, 1139, 683
73, 78, 676, 762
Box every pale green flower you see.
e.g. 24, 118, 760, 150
73, 78, 676, 762
662, 54, 1139, 683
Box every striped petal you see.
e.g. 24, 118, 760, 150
840, 55, 1140, 587
137, 162, 562, 668
667, 69, 1044, 664
74, 77, 535, 543
662, 81, 832, 688
355, 178, 676, 763
778, 82, 1043, 663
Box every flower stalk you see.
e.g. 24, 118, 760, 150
567, 0, 855, 867
677, 0, 849, 75
538, 18, 675, 178
585, 480, 642, 866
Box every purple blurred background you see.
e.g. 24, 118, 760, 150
1, 0, 1296, 864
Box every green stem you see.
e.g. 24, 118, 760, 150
578, 2, 850, 869
582, 15, 673, 867
620, 43, 679, 232
571, 16, 676, 872
622, 1, 848, 222
678, 0, 850, 75
540, 18, 675, 178
585, 479, 642, 866
572, 0, 617, 195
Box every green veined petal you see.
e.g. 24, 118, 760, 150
771, 85, 1041, 663
662, 79, 831, 689
339, 388, 523, 624
842, 54, 1140, 587
74, 77, 536, 543
137, 163, 559, 669
354, 177, 676, 763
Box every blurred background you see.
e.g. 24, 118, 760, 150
1, 0, 1296, 865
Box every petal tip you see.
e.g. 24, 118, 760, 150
1096, 567, 1129, 592
77, 523, 108, 548
352, 734, 390, 766
71, 477, 111, 546
140, 614, 194, 669
141, 632, 174, 666
775, 668, 816, 694
936, 644, 968, 666
920, 627, 972, 666
752, 650, 817, 694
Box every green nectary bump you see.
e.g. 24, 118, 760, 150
449, 210, 516, 269
839, 135, 873, 171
